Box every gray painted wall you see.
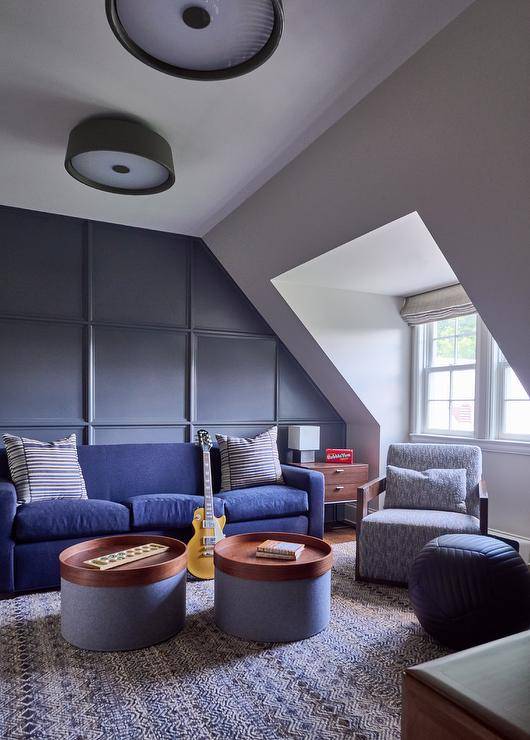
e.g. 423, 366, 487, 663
206, 0, 530, 475
0, 205, 345, 458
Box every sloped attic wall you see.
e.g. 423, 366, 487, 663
206, 0, 530, 436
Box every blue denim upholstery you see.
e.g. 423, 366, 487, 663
281, 464, 325, 539
0, 444, 324, 594
217, 485, 308, 523
15, 500, 130, 543
0, 478, 16, 592
124, 494, 225, 530
76, 443, 205, 502
224, 515, 309, 537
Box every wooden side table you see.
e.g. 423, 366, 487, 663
291, 462, 369, 528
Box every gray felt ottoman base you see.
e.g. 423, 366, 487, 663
214, 568, 331, 642
61, 571, 186, 652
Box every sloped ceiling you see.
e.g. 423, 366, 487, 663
0, 0, 472, 235
206, 0, 530, 424
273, 212, 457, 297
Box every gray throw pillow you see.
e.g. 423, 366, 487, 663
384, 465, 467, 513
216, 427, 283, 492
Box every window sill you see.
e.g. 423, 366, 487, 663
410, 433, 530, 456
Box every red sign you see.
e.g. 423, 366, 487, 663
325, 448, 354, 464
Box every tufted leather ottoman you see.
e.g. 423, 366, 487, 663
409, 534, 530, 650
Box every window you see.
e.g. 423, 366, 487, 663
413, 313, 530, 443
424, 315, 476, 435
494, 348, 530, 441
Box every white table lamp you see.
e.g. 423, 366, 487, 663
288, 425, 320, 463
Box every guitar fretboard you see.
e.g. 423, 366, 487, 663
203, 451, 214, 523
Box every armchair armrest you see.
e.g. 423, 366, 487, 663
0, 477, 17, 593
478, 479, 488, 535
355, 475, 386, 581
356, 476, 386, 520
281, 464, 325, 538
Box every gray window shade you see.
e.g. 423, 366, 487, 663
400, 284, 475, 325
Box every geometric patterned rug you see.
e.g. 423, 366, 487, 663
0, 542, 448, 739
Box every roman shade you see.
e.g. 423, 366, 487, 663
400, 284, 475, 325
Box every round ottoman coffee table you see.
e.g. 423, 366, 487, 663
60, 534, 187, 652
214, 532, 332, 642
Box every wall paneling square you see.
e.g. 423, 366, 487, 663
195, 335, 276, 422
0, 319, 84, 421
94, 326, 187, 423
92, 223, 188, 326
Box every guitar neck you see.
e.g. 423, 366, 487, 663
202, 450, 214, 519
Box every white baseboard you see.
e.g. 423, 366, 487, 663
489, 528, 530, 564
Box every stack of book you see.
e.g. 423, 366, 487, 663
256, 539, 305, 561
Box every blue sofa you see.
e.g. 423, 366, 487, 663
0, 442, 325, 595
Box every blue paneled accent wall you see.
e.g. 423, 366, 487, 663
0, 205, 345, 458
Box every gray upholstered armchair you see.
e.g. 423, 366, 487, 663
356, 443, 488, 585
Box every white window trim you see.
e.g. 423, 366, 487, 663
411, 315, 530, 454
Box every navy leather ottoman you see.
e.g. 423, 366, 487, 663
409, 534, 530, 650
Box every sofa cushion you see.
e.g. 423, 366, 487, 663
15, 499, 130, 543
385, 465, 467, 513
123, 494, 225, 530
216, 485, 308, 524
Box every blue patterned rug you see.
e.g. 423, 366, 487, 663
0, 542, 447, 739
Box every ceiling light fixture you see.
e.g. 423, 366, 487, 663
105, 0, 284, 81
65, 117, 175, 195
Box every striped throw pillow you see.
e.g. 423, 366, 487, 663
216, 427, 284, 492
3, 433, 88, 504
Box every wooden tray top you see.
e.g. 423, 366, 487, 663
214, 532, 332, 582
60, 535, 187, 587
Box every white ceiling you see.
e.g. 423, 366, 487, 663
273, 212, 457, 297
0, 0, 472, 236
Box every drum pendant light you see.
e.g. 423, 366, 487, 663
105, 0, 284, 81
65, 117, 175, 195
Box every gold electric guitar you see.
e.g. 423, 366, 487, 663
187, 429, 226, 580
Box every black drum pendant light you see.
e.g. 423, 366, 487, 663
65, 118, 175, 195
106, 0, 284, 81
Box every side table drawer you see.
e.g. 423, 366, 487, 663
325, 483, 358, 503
320, 467, 369, 485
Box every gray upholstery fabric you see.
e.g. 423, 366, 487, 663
387, 444, 481, 517
358, 508, 480, 584
384, 465, 467, 513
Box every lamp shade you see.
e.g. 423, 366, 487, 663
288, 426, 320, 451
106, 0, 284, 81
65, 117, 174, 195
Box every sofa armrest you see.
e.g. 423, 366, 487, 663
281, 464, 325, 538
0, 478, 16, 593
0, 478, 17, 535
479, 479, 488, 535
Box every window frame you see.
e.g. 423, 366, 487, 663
412, 314, 530, 445
420, 317, 477, 438
492, 347, 530, 443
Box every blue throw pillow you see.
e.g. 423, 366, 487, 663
384, 465, 467, 513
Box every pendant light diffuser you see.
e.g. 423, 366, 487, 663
65, 118, 175, 195
106, 0, 284, 81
